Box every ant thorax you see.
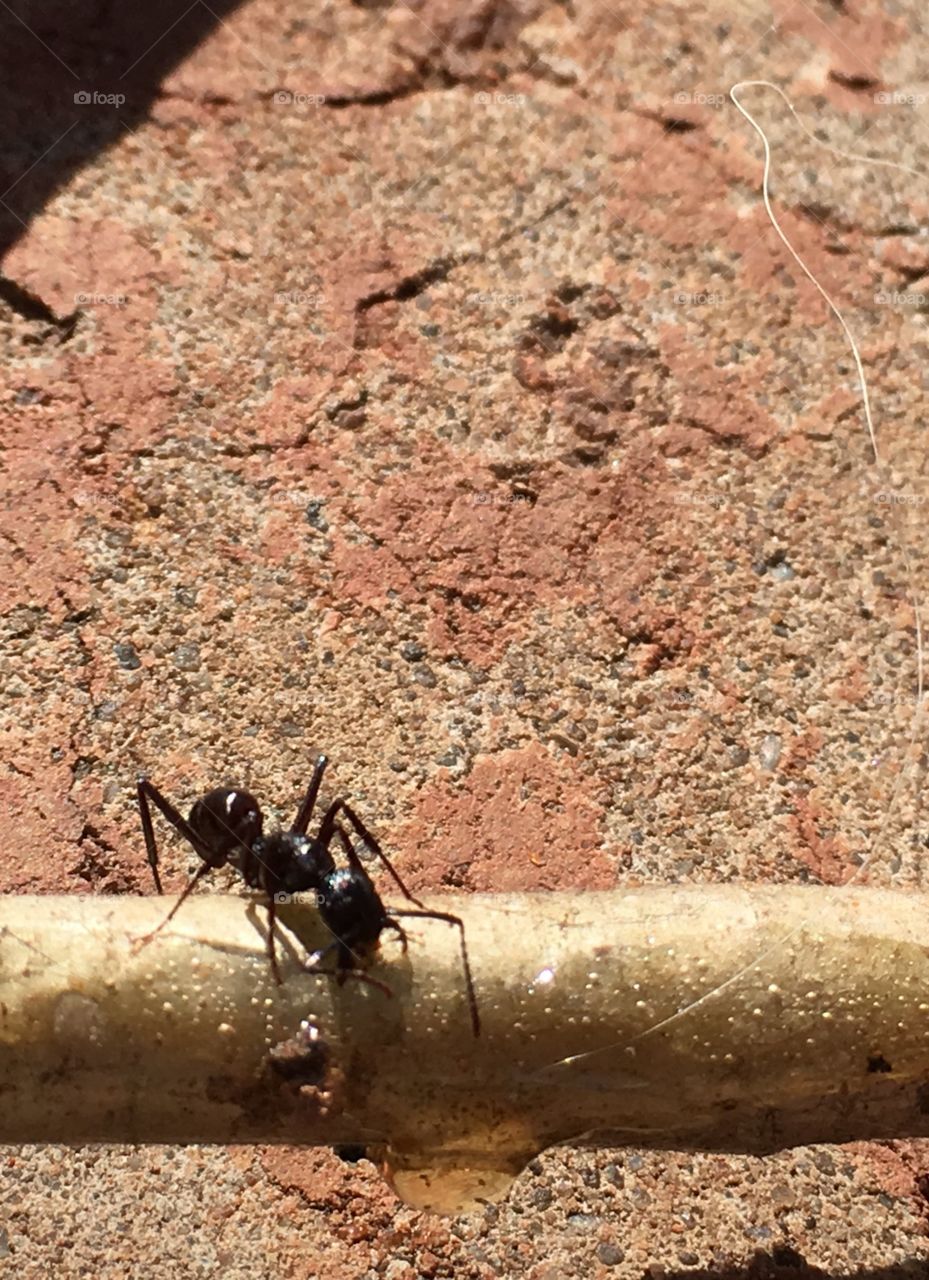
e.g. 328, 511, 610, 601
253, 831, 333, 895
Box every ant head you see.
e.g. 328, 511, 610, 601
190, 788, 264, 864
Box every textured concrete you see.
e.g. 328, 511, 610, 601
2, 0, 929, 1274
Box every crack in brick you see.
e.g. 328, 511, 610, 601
355, 256, 463, 313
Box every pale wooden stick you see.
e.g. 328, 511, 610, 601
2, 888, 929, 1211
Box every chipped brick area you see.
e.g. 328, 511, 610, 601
2, 0, 929, 1274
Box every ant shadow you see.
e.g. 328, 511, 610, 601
667, 1247, 927, 1280
0, 0, 249, 259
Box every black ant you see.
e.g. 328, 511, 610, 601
135, 755, 481, 1036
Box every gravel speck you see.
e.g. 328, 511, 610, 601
759, 733, 782, 771
173, 643, 201, 672
597, 1243, 625, 1266
114, 642, 141, 670
401, 641, 426, 662
305, 500, 329, 532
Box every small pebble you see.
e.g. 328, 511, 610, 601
305, 500, 329, 532
597, 1243, 625, 1266
114, 641, 141, 670
759, 733, 782, 771
173, 643, 201, 672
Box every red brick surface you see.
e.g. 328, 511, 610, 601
2, 0, 929, 1273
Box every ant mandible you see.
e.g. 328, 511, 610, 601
135, 755, 481, 1036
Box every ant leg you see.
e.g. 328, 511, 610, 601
334, 823, 360, 866
318, 799, 427, 909
137, 778, 167, 893
290, 754, 329, 836
131, 861, 212, 951
384, 917, 409, 955
305, 943, 394, 1000
337, 968, 393, 999
137, 777, 211, 895
389, 908, 481, 1038
265, 895, 282, 986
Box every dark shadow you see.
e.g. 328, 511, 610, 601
0, 0, 251, 260
666, 1246, 929, 1280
